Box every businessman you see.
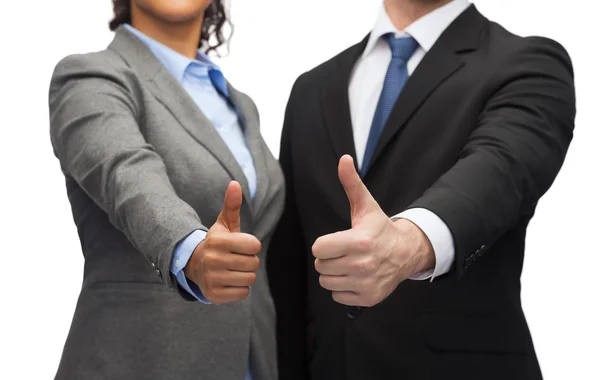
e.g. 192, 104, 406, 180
267, 0, 575, 379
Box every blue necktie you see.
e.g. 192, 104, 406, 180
208, 67, 229, 98
360, 35, 418, 176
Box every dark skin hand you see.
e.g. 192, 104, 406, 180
185, 181, 261, 304
131, 1, 260, 303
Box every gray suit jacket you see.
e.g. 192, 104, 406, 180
49, 26, 285, 380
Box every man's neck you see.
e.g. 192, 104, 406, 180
383, 0, 454, 31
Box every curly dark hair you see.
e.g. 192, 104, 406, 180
109, 0, 229, 54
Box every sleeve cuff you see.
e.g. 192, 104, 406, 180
171, 229, 211, 303
393, 208, 455, 281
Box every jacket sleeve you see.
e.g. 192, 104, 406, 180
49, 54, 208, 290
407, 37, 576, 278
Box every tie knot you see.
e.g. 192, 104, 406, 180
208, 67, 229, 98
386, 35, 418, 62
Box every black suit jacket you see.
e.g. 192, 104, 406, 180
267, 6, 575, 380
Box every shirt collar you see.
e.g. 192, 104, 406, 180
363, 0, 471, 57
123, 24, 220, 83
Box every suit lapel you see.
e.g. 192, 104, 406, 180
366, 5, 487, 174
108, 27, 253, 205
365, 48, 464, 174
319, 36, 369, 171
228, 86, 270, 215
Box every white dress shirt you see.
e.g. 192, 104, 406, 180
348, 0, 471, 280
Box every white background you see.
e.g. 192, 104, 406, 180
0, 0, 597, 379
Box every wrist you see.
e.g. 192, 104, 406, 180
393, 218, 435, 275
184, 239, 206, 280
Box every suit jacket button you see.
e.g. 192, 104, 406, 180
155, 269, 162, 279
347, 306, 362, 320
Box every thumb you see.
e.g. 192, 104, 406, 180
338, 155, 379, 220
218, 181, 243, 232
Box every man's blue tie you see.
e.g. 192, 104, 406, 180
360, 35, 418, 177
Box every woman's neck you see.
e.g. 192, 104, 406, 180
131, 7, 203, 58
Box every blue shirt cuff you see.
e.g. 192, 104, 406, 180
171, 229, 211, 304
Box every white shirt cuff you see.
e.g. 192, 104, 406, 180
393, 208, 455, 281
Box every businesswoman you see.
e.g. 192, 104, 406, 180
49, 1, 284, 379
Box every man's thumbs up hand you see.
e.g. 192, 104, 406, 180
312, 155, 435, 307
337, 155, 383, 227
185, 181, 261, 304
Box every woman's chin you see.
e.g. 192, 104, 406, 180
136, 0, 212, 24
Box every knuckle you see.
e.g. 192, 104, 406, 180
311, 239, 322, 257
331, 292, 340, 303
247, 272, 257, 286
363, 258, 378, 274
314, 259, 322, 273
202, 251, 219, 267
353, 258, 376, 275
371, 294, 382, 307
208, 233, 226, 248
319, 275, 327, 288
253, 239, 262, 254
359, 294, 373, 307
251, 256, 260, 271
356, 236, 374, 253
204, 235, 216, 249
239, 234, 261, 255
240, 287, 250, 298
204, 288, 215, 300
370, 290, 382, 306
202, 250, 215, 262
364, 290, 381, 307
348, 259, 362, 274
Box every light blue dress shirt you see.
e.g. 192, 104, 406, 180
125, 24, 255, 380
